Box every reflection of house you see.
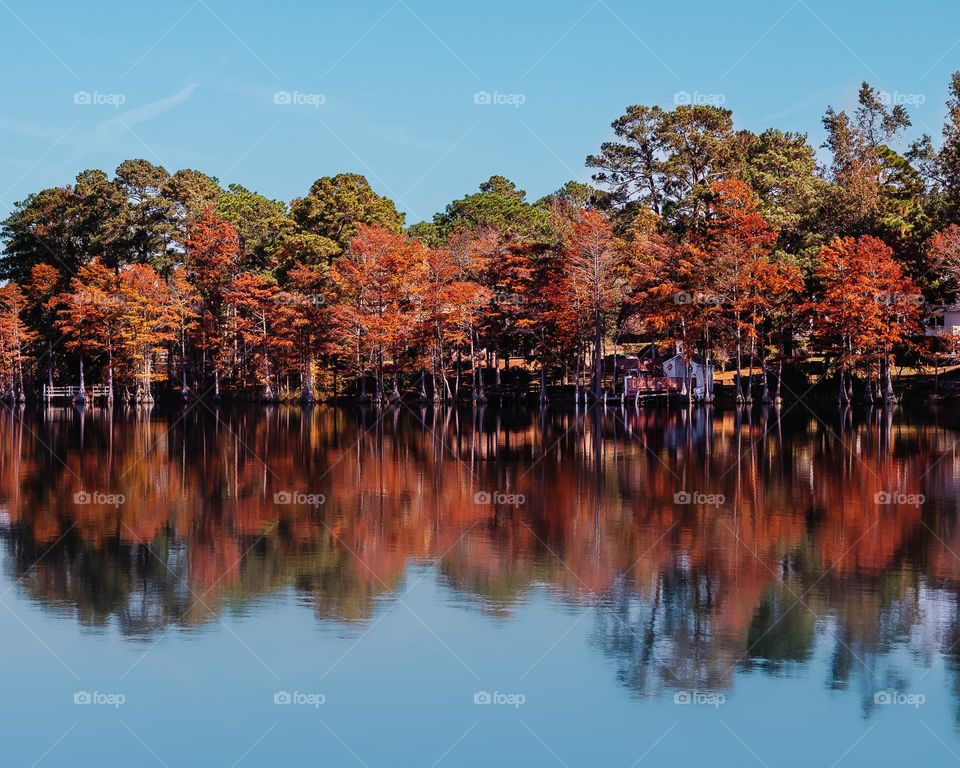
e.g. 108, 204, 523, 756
926, 304, 960, 336
661, 354, 714, 399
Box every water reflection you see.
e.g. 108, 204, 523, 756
3, 403, 960, 717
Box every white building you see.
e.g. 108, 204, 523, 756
926, 304, 960, 336
661, 354, 714, 399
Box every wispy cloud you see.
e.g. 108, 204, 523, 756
96, 83, 199, 141
0, 117, 67, 143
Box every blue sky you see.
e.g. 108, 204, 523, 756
0, 0, 958, 225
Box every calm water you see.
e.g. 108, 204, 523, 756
2, 402, 960, 766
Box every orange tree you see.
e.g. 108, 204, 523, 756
115, 264, 177, 401
0, 283, 36, 400
184, 210, 240, 398
562, 208, 623, 397
167, 266, 200, 395
515, 242, 578, 402
23, 263, 62, 390
808, 235, 920, 401
224, 272, 292, 401
420, 245, 488, 400
283, 262, 329, 402
54, 258, 122, 395
329, 225, 427, 401
699, 179, 779, 401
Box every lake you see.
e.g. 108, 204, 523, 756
1, 402, 960, 767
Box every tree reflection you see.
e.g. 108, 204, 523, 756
2, 403, 960, 713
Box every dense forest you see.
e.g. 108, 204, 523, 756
4, 76, 960, 405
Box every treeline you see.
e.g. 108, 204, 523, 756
3, 77, 960, 404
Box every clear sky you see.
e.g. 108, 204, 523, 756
0, 0, 958, 225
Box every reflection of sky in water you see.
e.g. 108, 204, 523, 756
0, 575, 956, 767
1, 404, 960, 765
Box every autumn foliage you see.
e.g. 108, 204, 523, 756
0, 186, 939, 404
5, 81, 960, 404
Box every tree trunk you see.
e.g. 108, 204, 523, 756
454, 345, 461, 401
75, 356, 86, 404
883, 351, 896, 402
471, 331, 485, 403
539, 342, 548, 405
301, 356, 315, 403
760, 346, 771, 404
180, 330, 189, 399
574, 343, 582, 403
593, 315, 603, 399
734, 339, 744, 403
107, 347, 115, 405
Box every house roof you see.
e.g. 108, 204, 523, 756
662, 353, 711, 368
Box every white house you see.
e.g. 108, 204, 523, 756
661, 354, 714, 399
926, 304, 960, 336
